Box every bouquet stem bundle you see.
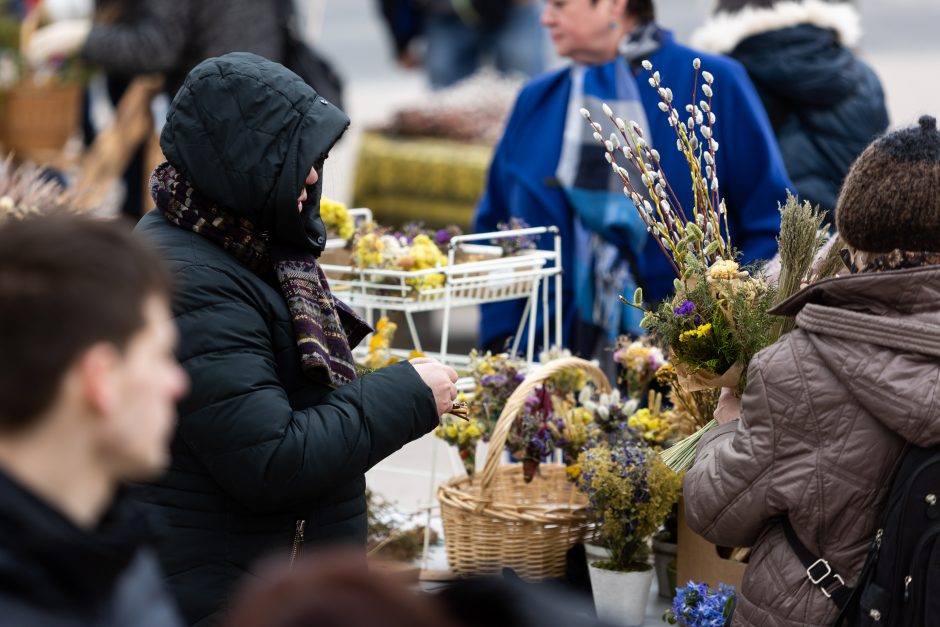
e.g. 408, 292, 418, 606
659, 418, 715, 471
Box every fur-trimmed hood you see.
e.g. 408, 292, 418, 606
691, 0, 861, 54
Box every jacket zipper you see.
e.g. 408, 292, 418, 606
289, 519, 306, 569
889, 457, 940, 599
902, 521, 940, 625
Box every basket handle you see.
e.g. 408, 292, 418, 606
478, 357, 611, 492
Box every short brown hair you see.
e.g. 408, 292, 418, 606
627, 0, 655, 22
0, 215, 170, 431
592, 0, 656, 22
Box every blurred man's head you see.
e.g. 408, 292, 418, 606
0, 215, 188, 502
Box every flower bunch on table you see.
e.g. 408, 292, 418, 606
577, 437, 682, 572
495, 216, 539, 256
613, 335, 667, 400
352, 221, 449, 292
579, 58, 781, 471
434, 350, 526, 476
435, 406, 487, 477
357, 316, 424, 374
506, 354, 591, 482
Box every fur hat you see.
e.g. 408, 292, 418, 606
836, 115, 940, 253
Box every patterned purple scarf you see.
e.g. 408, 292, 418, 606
151, 162, 371, 388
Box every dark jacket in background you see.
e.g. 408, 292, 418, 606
82, 0, 284, 94
135, 54, 439, 626
692, 1, 889, 217
0, 469, 181, 627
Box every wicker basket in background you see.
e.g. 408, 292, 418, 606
437, 357, 610, 580
0, 1, 83, 162
0, 79, 82, 158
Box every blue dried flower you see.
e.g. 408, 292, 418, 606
667, 580, 735, 627
674, 300, 696, 317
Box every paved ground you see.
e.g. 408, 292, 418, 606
308, 1, 940, 622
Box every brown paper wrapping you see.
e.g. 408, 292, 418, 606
674, 360, 744, 394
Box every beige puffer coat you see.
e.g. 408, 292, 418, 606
684, 265, 940, 626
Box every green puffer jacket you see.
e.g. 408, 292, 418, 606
134, 53, 438, 626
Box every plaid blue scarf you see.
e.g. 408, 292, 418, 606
557, 23, 664, 342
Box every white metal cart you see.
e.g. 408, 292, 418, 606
320, 209, 564, 367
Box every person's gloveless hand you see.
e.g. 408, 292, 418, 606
409, 357, 458, 417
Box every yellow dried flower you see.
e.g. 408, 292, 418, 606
320, 196, 354, 240
679, 323, 712, 343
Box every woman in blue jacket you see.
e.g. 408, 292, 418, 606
474, 0, 792, 357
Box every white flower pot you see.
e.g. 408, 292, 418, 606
584, 542, 613, 566
588, 563, 654, 627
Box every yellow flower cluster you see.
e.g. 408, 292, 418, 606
320, 197, 354, 240
354, 231, 386, 268
402, 234, 447, 292
435, 416, 485, 446
353, 227, 447, 293
364, 317, 399, 370
679, 323, 712, 343
549, 406, 594, 454
627, 408, 672, 447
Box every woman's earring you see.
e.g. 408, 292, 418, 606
609, 20, 619, 30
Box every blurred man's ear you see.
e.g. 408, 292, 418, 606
77, 343, 121, 418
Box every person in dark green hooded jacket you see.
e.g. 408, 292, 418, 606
134, 53, 458, 626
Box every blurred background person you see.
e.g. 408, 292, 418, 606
377, 0, 546, 89
0, 214, 188, 626
136, 53, 456, 626
691, 0, 889, 218
474, 0, 791, 361
26, 0, 287, 219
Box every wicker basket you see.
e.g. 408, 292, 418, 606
0, 2, 83, 160
437, 357, 610, 580
0, 79, 82, 158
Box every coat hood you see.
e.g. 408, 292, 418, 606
692, 2, 864, 106
691, 0, 861, 55
160, 52, 349, 255
772, 265, 940, 445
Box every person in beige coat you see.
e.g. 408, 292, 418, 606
684, 115, 940, 626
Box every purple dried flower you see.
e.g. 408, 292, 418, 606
674, 300, 696, 317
